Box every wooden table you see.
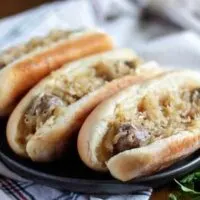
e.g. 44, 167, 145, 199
0, 0, 52, 18
151, 188, 172, 200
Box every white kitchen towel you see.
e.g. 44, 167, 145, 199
0, 0, 200, 199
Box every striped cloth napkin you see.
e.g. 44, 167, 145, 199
0, 0, 154, 199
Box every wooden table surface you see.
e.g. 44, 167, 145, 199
151, 188, 172, 200
0, 0, 52, 18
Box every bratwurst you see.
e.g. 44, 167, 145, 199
78, 70, 200, 181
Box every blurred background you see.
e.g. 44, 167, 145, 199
1, 0, 200, 69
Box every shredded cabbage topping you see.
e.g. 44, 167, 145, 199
99, 88, 200, 162
19, 59, 140, 146
0, 29, 78, 68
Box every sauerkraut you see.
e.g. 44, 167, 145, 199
20, 59, 139, 145
100, 88, 200, 162
0, 29, 78, 68
49, 59, 140, 105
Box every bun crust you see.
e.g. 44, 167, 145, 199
7, 49, 162, 162
107, 130, 200, 181
78, 70, 200, 181
0, 31, 113, 116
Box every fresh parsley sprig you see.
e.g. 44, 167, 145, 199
169, 171, 200, 200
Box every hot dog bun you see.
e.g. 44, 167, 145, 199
0, 29, 113, 116
78, 70, 200, 181
7, 48, 162, 162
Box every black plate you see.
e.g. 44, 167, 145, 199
1, 119, 200, 194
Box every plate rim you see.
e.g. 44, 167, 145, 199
1, 150, 200, 185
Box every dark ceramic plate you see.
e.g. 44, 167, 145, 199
1, 119, 200, 194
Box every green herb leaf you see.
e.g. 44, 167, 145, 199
168, 193, 178, 200
181, 171, 200, 184
169, 170, 200, 200
181, 173, 195, 183
175, 179, 200, 195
